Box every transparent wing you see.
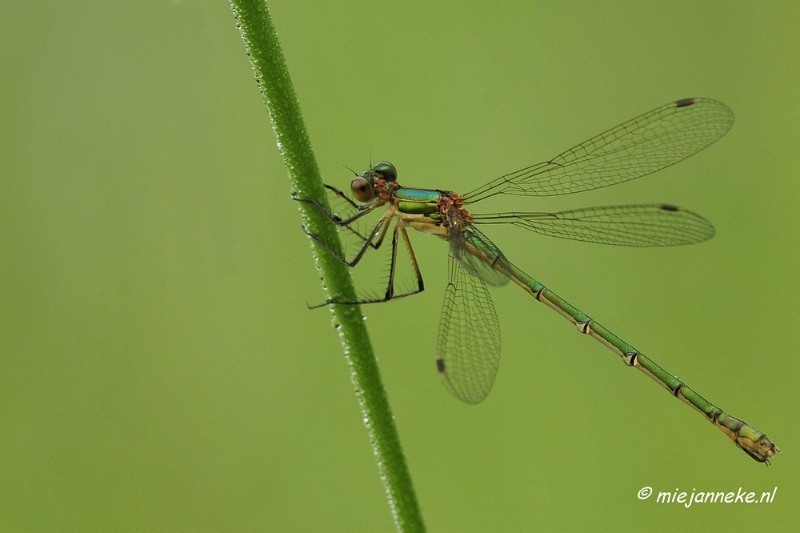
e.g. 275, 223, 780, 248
464, 98, 733, 202
453, 225, 510, 286
472, 203, 715, 247
436, 232, 502, 404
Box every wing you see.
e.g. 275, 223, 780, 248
436, 233, 502, 404
472, 203, 715, 247
453, 225, 511, 286
464, 98, 733, 202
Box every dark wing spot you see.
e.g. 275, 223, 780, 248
436, 359, 445, 373
675, 98, 695, 108
660, 204, 680, 212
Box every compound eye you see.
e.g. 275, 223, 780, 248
350, 176, 374, 202
372, 161, 397, 182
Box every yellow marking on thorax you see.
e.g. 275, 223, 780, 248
406, 216, 449, 238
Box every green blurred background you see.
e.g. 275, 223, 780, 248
2, 1, 798, 531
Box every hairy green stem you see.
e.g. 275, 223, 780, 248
228, 2, 425, 531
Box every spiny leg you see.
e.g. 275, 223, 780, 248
303, 213, 393, 268
293, 190, 389, 254
292, 190, 379, 226
323, 183, 360, 210
315, 220, 426, 306
385, 223, 425, 300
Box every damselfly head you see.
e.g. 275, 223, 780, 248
351, 161, 397, 202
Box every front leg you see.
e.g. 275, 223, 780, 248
302, 212, 393, 267
323, 183, 360, 211
308, 221, 425, 307
292, 187, 378, 226
293, 188, 388, 251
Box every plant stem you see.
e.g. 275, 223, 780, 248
228, 2, 426, 531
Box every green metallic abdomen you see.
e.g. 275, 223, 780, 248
394, 187, 442, 215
